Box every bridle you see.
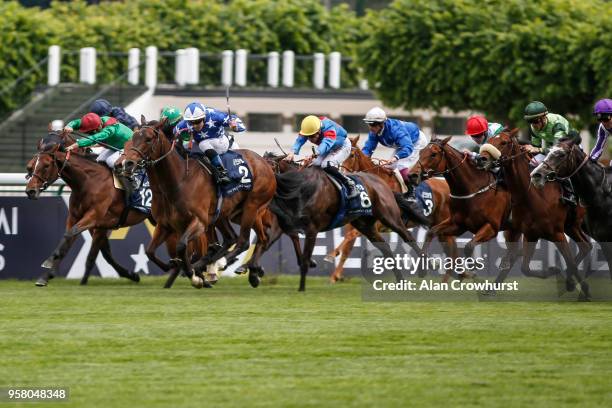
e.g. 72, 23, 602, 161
28, 150, 70, 191
129, 125, 176, 167
418, 140, 468, 178
540, 144, 605, 188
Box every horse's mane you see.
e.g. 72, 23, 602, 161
39, 132, 99, 162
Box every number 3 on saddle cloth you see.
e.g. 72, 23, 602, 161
325, 174, 373, 231
414, 182, 435, 218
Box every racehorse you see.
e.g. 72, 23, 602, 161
122, 117, 276, 288
531, 137, 612, 277
478, 129, 592, 299
412, 136, 522, 283
270, 162, 423, 291
325, 135, 455, 282
25, 132, 148, 286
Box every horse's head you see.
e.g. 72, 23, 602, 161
263, 151, 299, 173
416, 136, 453, 180
478, 128, 521, 171
25, 142, 64, 200
530, 137, 579, 189
123, 116, 170, 176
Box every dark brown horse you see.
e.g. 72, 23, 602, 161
325, 135, 455, 282
25, 132, 147, 286
413, 137, 522, 282
270, 161, 422, 291
531, 137, 612, 276
122, 118, 276, 288
479, 129, 592, 299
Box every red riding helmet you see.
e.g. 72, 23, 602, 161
465, 115, 488, 136
80, 113, 102, 133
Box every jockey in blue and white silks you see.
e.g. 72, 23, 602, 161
174, 102, 246, 184
285, 115, 358, 198
361, 107, 430, 202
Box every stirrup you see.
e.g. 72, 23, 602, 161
216, 168, 232, 185
346, 186, 360, 199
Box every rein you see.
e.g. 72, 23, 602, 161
418, 141, 468, 178
129, 126, 176, 167
30, 150, 70, 190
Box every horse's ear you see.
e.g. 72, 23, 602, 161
157, 117, 168, 129
510, 128, 520, 138
140, 115, 147, 126
349, 135, 360, 146
47, 122, 52, 132
441, 136, 452, 145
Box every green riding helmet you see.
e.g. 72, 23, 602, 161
161, 106, 182, 126
524, 101, 548, 121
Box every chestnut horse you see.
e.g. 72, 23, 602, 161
413, 137, 522, 282
270, 163, 422, 291
531, 137, 612, 276
25, 132, 149, 286
122, 118, 276, 288
479, 129, 592, 299
326, 135, 455, 282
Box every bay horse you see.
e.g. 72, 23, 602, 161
413, 137, 522, 282
122, 118, 276, 288
326, 135, 455, 283
270, 164, 423, 291
25, 132, 147, 286
479, 129, 592, 299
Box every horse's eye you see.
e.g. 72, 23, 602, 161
431, 153, 437, 158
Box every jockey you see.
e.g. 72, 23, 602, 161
159, 106, 183, 137
590, 98, 612, 165
64, 112, 135, 202
361, 107, 429, 203
285, 115, 359, 198
523, 101, 577, 205
173, 102, 246, 185
523, 101, 571, 162
465, 115, 503, 150
88, 99, 139, 130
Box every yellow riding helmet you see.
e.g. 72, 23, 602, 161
299, 115, 321, 136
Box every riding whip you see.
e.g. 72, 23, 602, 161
73, 131, 121, 151
274, 138, 288, 156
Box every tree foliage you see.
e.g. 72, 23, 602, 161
357, 0, 612, 126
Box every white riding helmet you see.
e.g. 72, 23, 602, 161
50, 120, 64, 131
363, 107, 387, 124
183, 102, 207, 121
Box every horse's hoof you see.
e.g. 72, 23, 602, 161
130, 273, 140, 283
309, 259, 317, 268
205, 273, 219, 285
547, 266, 562, 277
79, 279, 88, 285
191, 275, 204, 289
248, 271, 260, 288
323, 255, 335, 264
234, 265, 247, 275
566, 279, 576, 292
41, 259, 54, 269
35, 278, 48, 287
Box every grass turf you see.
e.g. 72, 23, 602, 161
0, 275, 611, 407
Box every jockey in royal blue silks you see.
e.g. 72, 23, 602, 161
89, 99, 139, 130
173, 102, 246, 185
361, 107, 430, 203
285, 115, 359, 198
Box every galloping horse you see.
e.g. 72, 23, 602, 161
25, 132, 146, 286
531, 137, 612, 276
479, 129, 591, 299
122, 118, 276, 288
413, 137, 521, 282
270, 163, 422, 291
325, 135, 454, 282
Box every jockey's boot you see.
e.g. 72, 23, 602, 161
119, 175, 134, 208
399, 168, 417, 203
205, 149, 232, 185
324, 165, 359, 199
559, 179, 577, 206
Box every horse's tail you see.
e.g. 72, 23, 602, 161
269, 172, 313, 232
394, 192, 431, 227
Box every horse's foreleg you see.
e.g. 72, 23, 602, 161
81, 229, 105, 285
37, 212, 96, 286
351, 218, 401, 283
566, 227, 593, 277
329, 229, 360, 283
146, 225, 173, 272
163, 233, 182, 288
553, 236, 590, 301
178, 218, 209, 288
299, 232, 318, 292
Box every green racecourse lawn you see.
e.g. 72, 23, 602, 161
1, 276, 611, 408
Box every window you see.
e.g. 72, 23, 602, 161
294, 114, 329, 132
247, 113, 283, 132
434, 117, 466, 136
